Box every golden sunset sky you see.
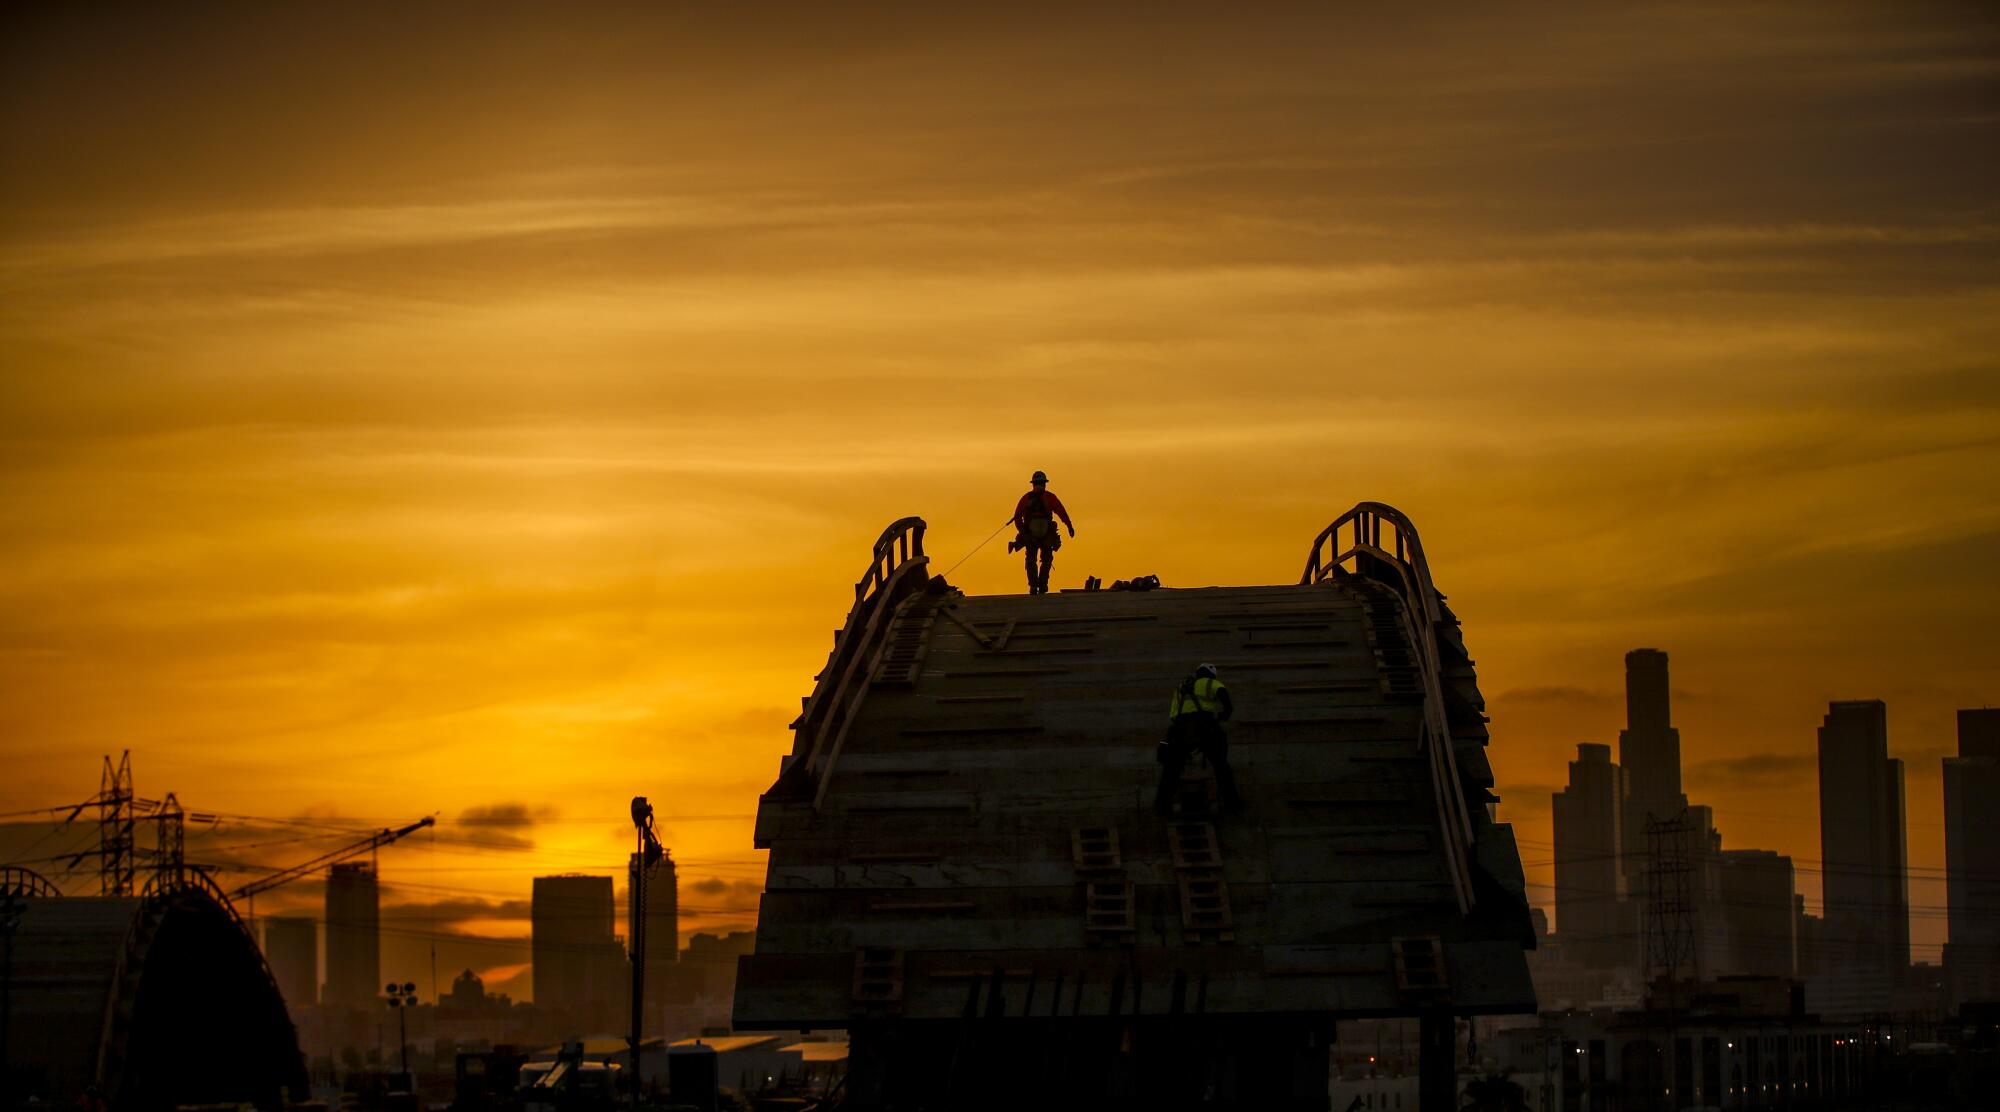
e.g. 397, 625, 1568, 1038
3, 3, 1996, 1000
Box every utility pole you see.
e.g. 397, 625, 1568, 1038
629, 796, 663, 1111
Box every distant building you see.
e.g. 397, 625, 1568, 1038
669, 930, 756, 1036
1795, 896, 1825, 977
1552, 743, 1625, 968
1682, 804, 1731, 978
1619, 649, 1688, 848
1492, 979, 1869, 1112
1944, 707, 2000, 1006
442, 967, 491, 1009
1618, 649, 1691, 966
1716, 849, 1796, 977
324, 861, 380, 1005
630, 848, 679, 997
532, 874, 627, 1027
261, 915, 317, 1007
1815, 700, 1909, 1002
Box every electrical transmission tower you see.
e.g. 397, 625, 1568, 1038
150, 792, 186, 891
1644, 810, 1700, 1000
1642, 810, 1700, 1112
97, 752, 136, 896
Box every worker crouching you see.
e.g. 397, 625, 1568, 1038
1155, 663, 1242, 816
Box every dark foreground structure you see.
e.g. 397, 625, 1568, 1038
2, 871, 307, 1110
736, 503, 1537, 1110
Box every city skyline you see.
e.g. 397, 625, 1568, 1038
3, 644, 1985, 1003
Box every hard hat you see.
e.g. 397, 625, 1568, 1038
1031, 470, 1048, 484
1196, 663, 1218, 678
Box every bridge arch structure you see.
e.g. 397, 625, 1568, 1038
738, 501, 1537, 1110
4, 874, 307, 1110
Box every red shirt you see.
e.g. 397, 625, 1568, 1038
1014, 489, 1073, 531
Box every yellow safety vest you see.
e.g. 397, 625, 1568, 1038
1168, 676, 1227, 720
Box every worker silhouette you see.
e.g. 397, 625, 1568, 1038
1008, 470, 1073, 594
1155, 664, 1241, 816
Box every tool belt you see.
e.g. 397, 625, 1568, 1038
1013, 522, 1060, 552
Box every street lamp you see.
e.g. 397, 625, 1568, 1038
386, 981, 418, 1088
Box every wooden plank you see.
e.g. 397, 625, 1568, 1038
898, 724, 1045, 737
1012, 614, 1159, 627
1169, 823, 1223, 871
1237, 714, 1388, 726
1071, 826, 1122, 872
835, 791, 979, 814
938, 667, 1067, 678
1202, 659, 1336, 670
929, 967, 1035, 980
1276, 682, 1379, 694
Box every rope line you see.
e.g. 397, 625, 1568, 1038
938, 518, 1015, 579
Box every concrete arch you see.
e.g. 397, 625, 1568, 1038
6, 885, 306, 1110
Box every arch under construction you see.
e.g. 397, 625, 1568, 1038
3, 873, 307, 1110
734, 502, 1538, 1110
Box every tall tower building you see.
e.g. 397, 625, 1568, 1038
1944, 708, 2000, 1004
1816, 700, 1910, 982
262, 915, 318, 1007
1619, 649, 1687, 838
324, 862, 380, 1005
533, 874, 626, 1022
1617, 649, 1690, 974
1552, 743, 1624, 968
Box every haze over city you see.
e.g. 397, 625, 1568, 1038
4, 0, 1996, 1020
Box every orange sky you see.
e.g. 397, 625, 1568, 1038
3, 3, 1996, 1000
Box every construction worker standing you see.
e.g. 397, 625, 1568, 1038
1009, 470, 1074, 594
1155, 664, 1241, 816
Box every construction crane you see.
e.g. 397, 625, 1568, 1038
230, 815, 435, 921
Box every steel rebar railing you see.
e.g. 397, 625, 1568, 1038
795, 518, 930, 808
1301, 502, 1476, 914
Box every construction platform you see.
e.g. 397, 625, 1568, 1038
734, 504, 1535, 1108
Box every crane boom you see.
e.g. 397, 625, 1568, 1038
231, 815, 435, 900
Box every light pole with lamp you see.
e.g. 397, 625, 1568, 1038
386, 981, 418, 1091
629, 797, 664, 1112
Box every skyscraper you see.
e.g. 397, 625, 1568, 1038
1717, 849, 1796, 977
1552, 743, 1624, 968
1944, 707, 2000, 1004
1619, 649, 1687, 842
1816, 700, 1910, 980
261, 915, 317, 1007
630, 849, 679, 993
1616, 649, 1690, 975
324, 861, 380, 1005
532, 874, 627, 1023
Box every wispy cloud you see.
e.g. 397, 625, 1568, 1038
1497, 686, 1615, 707
1688, 752, 1817, 789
